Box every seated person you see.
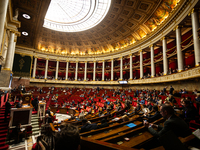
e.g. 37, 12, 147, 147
11, 123, 26, 143
16, 100, 23, 108
144, 105, 162, 122
165, 94, 176, 105
121, 115, 129, 122
142, 105, 150, 115
98, 118, 109, 128
80, 118, 98, 133
140, 98, 145, 105
144, 104, 191, 138
45, 114, 53, 124
181, 100, 198, 124
55, 123, 80, 150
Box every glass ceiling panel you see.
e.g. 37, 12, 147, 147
43, 0, 111, 32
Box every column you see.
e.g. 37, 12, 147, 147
32, 57, 37, 78
55, 60, 59, 80
139, 50, 143, 78
190, 9, 200, 66
10, 37, 17, 71
65, 61, 69, 80
129, 54, 133, 80
120, 57, 123, 80
75, 61, 78, 81
162, 37, 168, 75
84, 61, 87, 81
111, 59, 113, 81
175, 26, 184, 71
150, 45, 155, 77
44, 59, 48, 79
102, 60, 105, 81
4, 31, 15, 70
0, 0, 9, 48
93, 61, 96, 81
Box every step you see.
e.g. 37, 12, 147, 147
0, 133, 7, 138
31, 118, 38, 122
32, 131, 40, 135
0, 123, 8, 126
0, 144, 9, 150
0, 138, 6, 142
0, 127, 7, 130
0, 130, 7, 134
0, 141, 5, 146
32, 125, 39, 129
31, 121, 39, 125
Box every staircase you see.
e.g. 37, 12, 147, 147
0, 108, 9, 150
31, 114, 40, 136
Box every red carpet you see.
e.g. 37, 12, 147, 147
0, 107, 9, 150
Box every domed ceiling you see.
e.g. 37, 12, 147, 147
13, 0, 180, 56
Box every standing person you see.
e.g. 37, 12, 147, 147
169, 85, 174, 95
32, 96, 39, 111
5, 99, 11, 122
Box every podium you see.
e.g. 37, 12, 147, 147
9, 93, 33, 128
9, 107, 33, 127
38, 102, 46, 117
22, 93, 32, 105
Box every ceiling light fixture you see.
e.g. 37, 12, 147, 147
22, 31, 28, 36
22, 14, 31, 19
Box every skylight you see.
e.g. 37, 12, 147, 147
43, 0, 111, 32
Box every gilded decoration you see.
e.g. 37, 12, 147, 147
35, 0, 181, 56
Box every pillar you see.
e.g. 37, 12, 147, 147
65, 61, 69, 80
93, 61, 96, 81
55, 60, 59, 80
0, 0, 9, 49
75, 61, 78, 81
44, 59, 48, 79
162, 37, 168, 75
175, 26, 184, 71
150, 45, 155, 77
139, 50, 143, 78
4, 31, 15, 70
10, 37, 17, 71
190, 9, 200, 66
120, 57, 123, 80
84, 61, 87, 81
111, 59, 113, 81
102, 60, 105, 81
129, 54, 133, 80
32, 57, 37, 78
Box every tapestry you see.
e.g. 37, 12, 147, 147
12, 53, 32, 77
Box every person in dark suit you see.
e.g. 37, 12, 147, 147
145, 105, 162, 122
45, 114, 53, 124
144, 104, 191, 138
146, 101, 153, 111
16, 100, 23, 108
32, 96, 39, 111
181, 100, 198, 124
80, 118, 99, 133
5, 99, 11, 122
98, 118, 109, 128
46, 107, 51, 116
169, 85, 174, 95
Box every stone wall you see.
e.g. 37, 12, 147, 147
11, 77, 30, 88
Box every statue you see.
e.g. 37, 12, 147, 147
13, 8, 19, 20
